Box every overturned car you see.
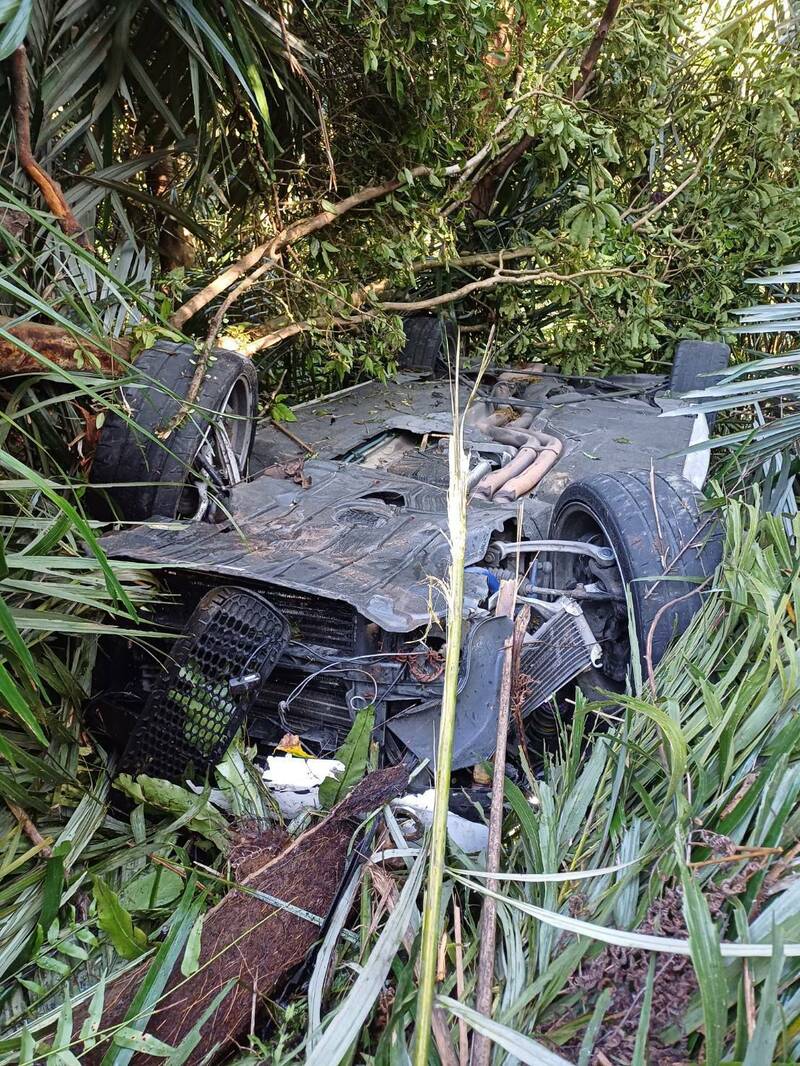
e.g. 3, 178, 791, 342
88, 320, 725, 782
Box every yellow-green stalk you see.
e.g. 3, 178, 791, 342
413, 331, 485, 1066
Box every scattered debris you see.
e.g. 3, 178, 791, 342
262, 755, 345, 818
392, 790, 488, 854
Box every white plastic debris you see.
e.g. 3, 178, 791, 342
261, 755, 344, 818
392, 789, 489, 854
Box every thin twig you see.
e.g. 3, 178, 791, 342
6, 801, 52, 859
271, 419, 315, 455
471, 584, 524, 1066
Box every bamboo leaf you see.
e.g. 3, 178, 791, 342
438, 996, 573, 1065
0, 662, 46, 744
100, 876, 203, 1066
93, 878, 149, 961
179, 912, 203, 977
743, 925, 785, 1066
306, 846, 427, 1066
0, 0, 32, 60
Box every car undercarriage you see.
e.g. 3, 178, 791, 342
88, 322, 726, 786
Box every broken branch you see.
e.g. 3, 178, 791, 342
10, 46, 88, 246
170, 166, 432, 329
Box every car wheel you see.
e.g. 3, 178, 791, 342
398, 316, 455, 374
549, 471, 722, 692
90, 341, 258, 522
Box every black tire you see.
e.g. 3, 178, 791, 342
90, 341, 258, 522
668, 339, 730, 395
398, 316, 455, 374
550, 471, 722, 685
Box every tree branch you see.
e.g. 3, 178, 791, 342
376, 266, 635, 313
169, 166, 432, 329
10, 46, 89, 246
468, 0, 624, 213
237, 264, 634, 352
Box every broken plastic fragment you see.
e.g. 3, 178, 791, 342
392, 790, 489, 854
261, 755, 345, 818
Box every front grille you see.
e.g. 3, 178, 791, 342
121, 586, 289, 780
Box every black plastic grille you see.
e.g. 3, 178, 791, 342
249, 666, 354, 755
122, 586, 289, 780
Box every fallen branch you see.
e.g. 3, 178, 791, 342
0, 316, 129, 377
10, 47, 88, 246
73, 766, 408, 1064
240, 313, 368, 355
237, 262, 631, 360
170, 166, 431, 329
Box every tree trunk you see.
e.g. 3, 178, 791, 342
0, 318, 129, 376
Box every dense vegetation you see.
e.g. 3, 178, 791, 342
0, 1, 799, 1063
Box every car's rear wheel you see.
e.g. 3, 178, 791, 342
397, 316, 455, 374
549, 471, 722, 694
90, 342, 258, 522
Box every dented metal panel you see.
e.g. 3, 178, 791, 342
99, 459, 515, 631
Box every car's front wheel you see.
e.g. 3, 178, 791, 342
549, 471, 722, 693
90, 342, 258, 522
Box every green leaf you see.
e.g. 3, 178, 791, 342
40, 842, 68, 932
743, 924, 785, 1066
318, 704, 375, 809
0, 662, 46, 745
100, 876, 204, 1066
164, 978, 235, 1065
112, 1029, 177, 1057
578, 987, 613, 1066
0, 593, 39, 686
93, 877, 149, 960
680, 862, 726, 1066
0, 0, 32, 61
438, 996, 573, 1065
120, 865, 184, 912
631, 955, 656, 1066
306, 847, 427, 1065
180, 912, 203, 977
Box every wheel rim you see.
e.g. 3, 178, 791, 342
551, 502, 630, 690
177, 373, 255, 520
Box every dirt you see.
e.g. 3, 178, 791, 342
563, 856, 766, 1065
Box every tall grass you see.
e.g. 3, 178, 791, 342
288, 500, 800, 1065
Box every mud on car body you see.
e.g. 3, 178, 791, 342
88, 319, 726, 782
